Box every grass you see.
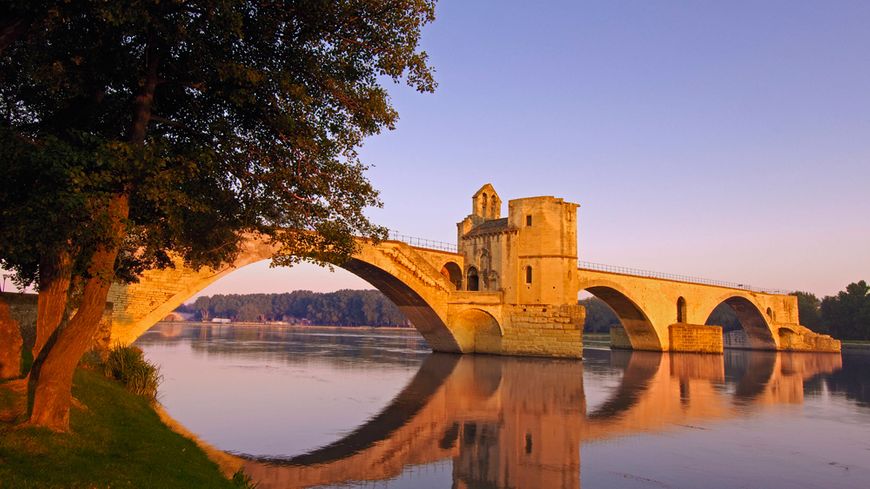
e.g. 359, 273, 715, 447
102, 345, 161, 400
0, 368, 246, 488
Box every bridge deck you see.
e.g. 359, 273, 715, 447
579, 261, 789, 296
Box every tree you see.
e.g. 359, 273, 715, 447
0, 0, 436, 430
579, 297, 621, 333
705, 303, 742, 332
792, 291, 823, 332
821, 281, 870, 340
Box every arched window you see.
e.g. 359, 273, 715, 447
525, 266, 532, 284
481, 193, 488, 217
766, 307, 774, 321
490, 199, 497, 218
467, 266, 479, 291
677, 297, 687, 323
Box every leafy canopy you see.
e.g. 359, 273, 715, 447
0, 0, 437, 285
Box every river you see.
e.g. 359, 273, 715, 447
136, 323, 870, 489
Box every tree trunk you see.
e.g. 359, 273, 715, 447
28, 30, 158, 431
33, 250, 72, 359
29, 194, 129, 431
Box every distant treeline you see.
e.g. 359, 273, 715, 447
582, 280, 870, 341
792, 281, 870, 340
176, 290, 408, 326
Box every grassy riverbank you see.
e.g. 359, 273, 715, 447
0, 368, 244, 488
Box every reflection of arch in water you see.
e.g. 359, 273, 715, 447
703, 296, 776, 350
725, 349, 777, 403
236, 349, 843, 489
586, 350, 663, 419
253, 354, 461, 466
583, 285, 662, 350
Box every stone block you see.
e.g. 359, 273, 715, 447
668, 323, 723, 353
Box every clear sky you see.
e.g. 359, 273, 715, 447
45, 1, 849, 300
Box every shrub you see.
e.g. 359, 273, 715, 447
231, 469, 258, 488
102, 345, 161, 401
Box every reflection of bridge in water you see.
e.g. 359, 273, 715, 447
233, 351, 842, 489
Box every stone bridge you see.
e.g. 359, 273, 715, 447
210, 350, 840, 489
576, 265, 840, 353
107, 184, 839, 356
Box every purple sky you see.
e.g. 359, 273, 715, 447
3, 2, 866, 300
198, 1, 870, 299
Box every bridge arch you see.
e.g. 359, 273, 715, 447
702, 295, 777, 350
581, 283, 663, 351
108, 238, 467, 353
452, 308, 503, 354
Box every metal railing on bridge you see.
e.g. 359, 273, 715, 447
577, 261, 791, 295
386, 230, 458, 253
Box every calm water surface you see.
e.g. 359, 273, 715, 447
136, 323, 870, 489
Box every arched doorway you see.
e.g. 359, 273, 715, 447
466, 266, 479, 291
440, 262, 462, 290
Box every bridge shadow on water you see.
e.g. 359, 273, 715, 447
233, 349, 844, 489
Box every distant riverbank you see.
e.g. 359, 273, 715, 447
158, 320, 416, 331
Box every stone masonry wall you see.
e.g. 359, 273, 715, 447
1, 292, 113, 354
668, 323, 723, 353
500, 304, 584, 358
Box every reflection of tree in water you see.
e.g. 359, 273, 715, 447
137, 324, 430, 368
812, 352, 870, 408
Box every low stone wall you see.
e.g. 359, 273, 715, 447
778, 324, 841, 353
0, 292, 114, 355
1, 292, 37, 350
499, 304, 584, 358
668, 323, 723, 353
